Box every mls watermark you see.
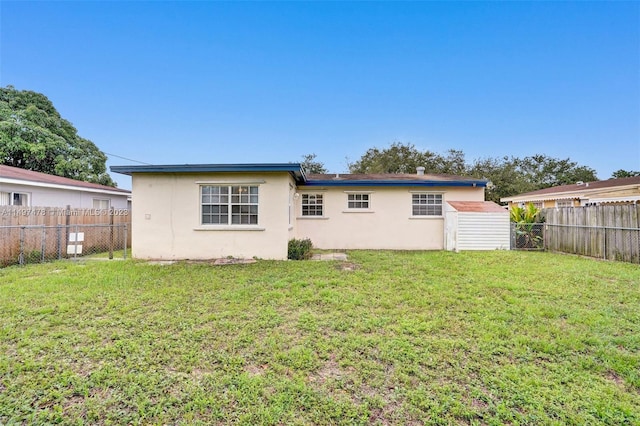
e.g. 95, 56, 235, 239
1, 208, 129, 217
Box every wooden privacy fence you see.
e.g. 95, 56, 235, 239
0, 205, 130, 227
0, 206, 131, 266
543, 205, 640, 264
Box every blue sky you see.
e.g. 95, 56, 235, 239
1, 1, 638, 189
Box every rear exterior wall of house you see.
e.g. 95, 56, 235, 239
130, 172, 296, 260
294, 185, 484, 250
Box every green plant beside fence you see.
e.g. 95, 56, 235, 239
510, 203, 544, 250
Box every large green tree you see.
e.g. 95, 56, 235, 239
470, 155, 597, 203
468, 156, 529, 203
348, 142, 599, 203
438, 149, 468, 175
348, 142, 444, 174
514, 154, 597, 189
0, 86, 115, 186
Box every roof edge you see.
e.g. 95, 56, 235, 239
501, 177, 640, 202
0, 177, 131, 195
0, 164, 130, 194
302, 179, 487, 188
501, 182, 640, 202
110, 164, 488, 187
111, 163, 306, 183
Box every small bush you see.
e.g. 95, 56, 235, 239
288, 238, 313, 260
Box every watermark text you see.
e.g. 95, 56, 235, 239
1, 208, 129, 217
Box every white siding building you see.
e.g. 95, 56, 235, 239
1, 165, 130, 209
444, 201, 510, 251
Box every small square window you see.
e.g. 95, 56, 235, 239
93, 199, 110, 210
302, 194, 323, 216
11, 192, 29, 206
347, 193, 369, 209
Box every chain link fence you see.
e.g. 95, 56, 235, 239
0, 224, 129, 267
510, 222, 640, 263
510, 223, 545, 250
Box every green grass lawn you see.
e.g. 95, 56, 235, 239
1, 251, 638, 425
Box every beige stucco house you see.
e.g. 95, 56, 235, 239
501, 176, 640, 209
111, 163, 506, 260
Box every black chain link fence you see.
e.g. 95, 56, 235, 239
510, 223, 545, 250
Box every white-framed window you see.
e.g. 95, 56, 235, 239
555, 200, 573, 208
302, 194, 323, 216
1, 192, 30, 206
13, 193, 28, 206
93, 199, 110, 210
347, 193, 370, 209
201, 185, 258, 225
412, 193, 443, 216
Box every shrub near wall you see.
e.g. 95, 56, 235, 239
288, 238, 313, 260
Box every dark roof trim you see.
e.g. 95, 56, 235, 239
110, 163, 487, 188
303, 179, 487, 188
111, 163, 306, 183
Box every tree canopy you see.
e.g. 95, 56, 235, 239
300, 153, 327, 174
0, 86, 115, 186
348, 142, 443, 174
348, 142, 598, 203
611, 169, 640, 179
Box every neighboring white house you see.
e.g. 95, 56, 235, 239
111, 163, 507, 260
0, 165, 131, 209
501, 176, 640, 208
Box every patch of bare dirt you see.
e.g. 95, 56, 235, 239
606, 370, 625, 387
471, 397, 489, 410
310, 356, 349, 384
63, 394, 85, 411
191, 368, 215, 379
245, 364, 269, 376
146, 258, 257, 266
336, 262, 360, 271
212, 258, 256, 265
